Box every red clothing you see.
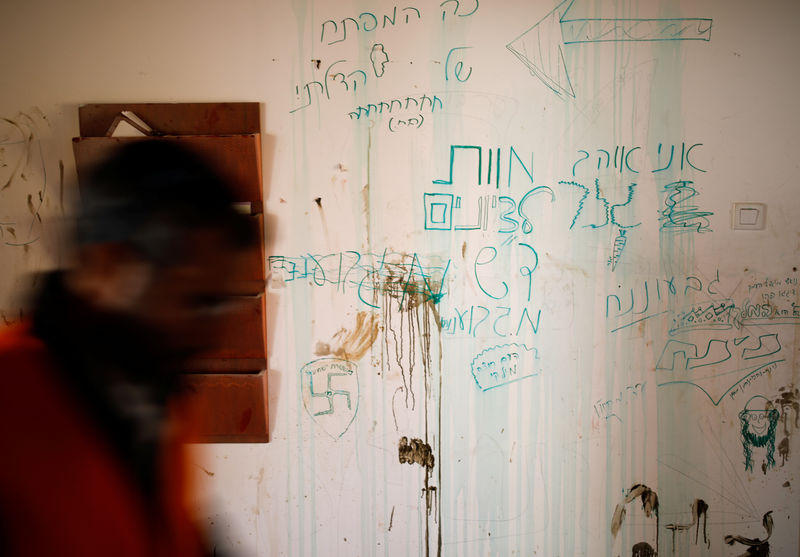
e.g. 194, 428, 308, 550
0, 323, 207, 557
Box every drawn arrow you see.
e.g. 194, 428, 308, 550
507, 0, 712, 98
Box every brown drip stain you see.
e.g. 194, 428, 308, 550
315, 311, 380, 361
398, 436, 434, 469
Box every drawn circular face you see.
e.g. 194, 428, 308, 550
747, 410, 770, 436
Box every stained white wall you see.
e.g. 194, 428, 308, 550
2, 0, 799, 555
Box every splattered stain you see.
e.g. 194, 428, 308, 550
315, 311, 380, 361
724, 511, 772, 556
196, 465, 215, 477
380, 282, 443, 555
398, 436, 434, 469
631, 542, 656, 556
314, 197, 322, 208
611, 484, 660, 554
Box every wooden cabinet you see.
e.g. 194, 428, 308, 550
73, 102, 269, 442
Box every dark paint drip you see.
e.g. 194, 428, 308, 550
381, 280, 442, 556
724, 511, 772, 556
314, 197, 322, 208
610, 484, 659, 554
774, 385, 799, 466
665, 498, 709, 553
397, 436, 435, 468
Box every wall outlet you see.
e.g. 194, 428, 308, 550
732, 202, 766, 230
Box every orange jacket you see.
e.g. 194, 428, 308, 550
0, 323, 208, 557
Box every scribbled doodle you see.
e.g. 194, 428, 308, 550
608, 229, 627, 271
739, 396, 779, 473
593, 382, 645, 424
301, 358, 359, 439
506, 0, 711, 98
724, 511, 773, 556
560, 179, 640, 230
369, 43, 389, 77
670, 300, 736, 334
0, 111, 48, 248
659, 179, 713, 233
470, 343, 540, 391
269, 250, 450, 309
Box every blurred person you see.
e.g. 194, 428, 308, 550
0, 140, 254, 556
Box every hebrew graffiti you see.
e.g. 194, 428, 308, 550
470, 342, 540, 391
656, 334, 785, 406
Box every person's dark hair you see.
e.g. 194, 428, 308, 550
77, 139, 254, 265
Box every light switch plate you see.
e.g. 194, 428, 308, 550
732, 202, 766, 230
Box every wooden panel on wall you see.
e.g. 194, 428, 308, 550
182, 371, 268, 443
72, 102, 268, 443
72, 134, 263, 203
78, 102, 260, 137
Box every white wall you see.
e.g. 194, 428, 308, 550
2, 0, 799, 555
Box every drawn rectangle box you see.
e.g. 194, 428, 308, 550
181, 370, 269, 443
72, 102, 269, 443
